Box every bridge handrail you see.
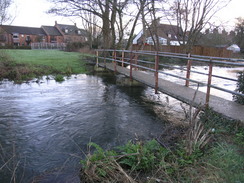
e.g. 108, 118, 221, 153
96, 49, 244, 104
96, 49, 244, 64
99, 56, 243, 97
114, 56, 238, 82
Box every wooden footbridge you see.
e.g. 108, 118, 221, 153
95, 50, 244, 122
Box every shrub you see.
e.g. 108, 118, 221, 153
233, 71, 244, 104
66, 42, 88, 52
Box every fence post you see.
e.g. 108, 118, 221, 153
130, 50, 133, 81
185, 53, 192, 87
206, 58, 213, 105
155, 51, 159, 94
113, 50, 117, 72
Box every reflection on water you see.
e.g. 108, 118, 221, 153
0, 73, 167, 183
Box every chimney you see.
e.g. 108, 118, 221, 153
74, 23, 77, 27
55, 21, 57, 26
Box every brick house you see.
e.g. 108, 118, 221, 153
0, 25, 46, 46
54, 21, 87, 43
41, 25, 64, 43
0, 21, 87, 46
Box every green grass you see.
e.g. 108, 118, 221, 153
0, 49, 91, 82
201, 142, 244, 183
5, 49, 87, 74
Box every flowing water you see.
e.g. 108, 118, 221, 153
0, 65, 241, 183
0, 73, 168, 183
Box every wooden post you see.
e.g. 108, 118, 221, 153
185, 53, 192, 87
155, 51, 159, 94
206, 59, 213, 105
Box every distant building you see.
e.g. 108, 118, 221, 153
227, 44, 240, 53
133, 19, 185, 46
0, 21, 87, 46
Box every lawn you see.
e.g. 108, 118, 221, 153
5, 49, 87, 74
0, 49, 91, 82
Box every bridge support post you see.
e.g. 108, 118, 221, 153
155, 51, 159, 94
206, 59, 213, 105
185, 53, 192, 87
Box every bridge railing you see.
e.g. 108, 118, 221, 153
96, 49, 244, 105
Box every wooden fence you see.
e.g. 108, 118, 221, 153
132, 44, 233, 58
31, 43, 66, 50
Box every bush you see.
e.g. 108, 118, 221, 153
233, 71, 244, 104
66, 42, 88, 52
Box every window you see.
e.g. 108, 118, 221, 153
65, 29, 68, 33
78, 30, 81, 34
26, 35, 31, 41
50, 36, 57, 43
13, 33, 19, 39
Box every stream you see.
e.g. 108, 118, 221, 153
0, 72, 168, 183
0, 64, 242, 183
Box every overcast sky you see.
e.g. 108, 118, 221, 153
9, 0, 244, 32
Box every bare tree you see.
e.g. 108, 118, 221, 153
164, 0, 231, 53
234, 17, 244, 53
49, 0, 144, 49
0, 0, 12, 25
48, 0, 116, 49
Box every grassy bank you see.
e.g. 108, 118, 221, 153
80, 109, 244, 183
0, 49, 89, 82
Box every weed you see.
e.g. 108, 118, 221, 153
80, 142, 136, 183
118, 140, 168, 171
54, 74, 65, 82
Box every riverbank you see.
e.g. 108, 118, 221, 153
0, 49, 90, 82
80, 108, 244, 183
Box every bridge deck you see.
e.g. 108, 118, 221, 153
99, 63, 244, 122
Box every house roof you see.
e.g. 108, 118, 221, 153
1, 25, 46, 35
150, 24, 183, 41
56, 24, 87, 36
41, 26, 62, 36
